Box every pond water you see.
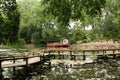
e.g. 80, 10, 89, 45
0, 49, 26, 56
29, 59, 120, 80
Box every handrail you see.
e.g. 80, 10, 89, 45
0, 55, 45, 61
77, 48, 120, 52
0, 54, 50, 68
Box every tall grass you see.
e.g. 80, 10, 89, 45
2, 39, 25, 49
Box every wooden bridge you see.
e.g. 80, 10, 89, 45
0, 54, 51, 80
1, 56, 41, 68
1, 48, 120, 79
46, 48, 120, 60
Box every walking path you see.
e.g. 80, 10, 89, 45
1, 56, 41, 68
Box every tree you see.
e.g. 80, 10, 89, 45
0, 0, 20, 44
100, 0, 120, 41
41, 0, 106, 26
0, 14, 4, 43
39, 0, 107, 44
18, 0, 70, 46
18, 0, 43, 44
76, 0, 120, 42
17, 0, 40, 28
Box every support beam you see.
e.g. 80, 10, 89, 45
48, 51, 51, 59
13, 56, 16, 79
0, 60, 3, 80
58, 51, 61, 59
83, 51, 86, 60
25, 57, 28, 67
113, 50, 115, 54
70, 51, 72, 56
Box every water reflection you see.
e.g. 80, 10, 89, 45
3, 59, 120, 80
35, 60, 120, 80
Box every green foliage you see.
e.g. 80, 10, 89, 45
88, 27, 103, 41
17, 38, 26, 48
0, 0, 20, 44
17, 0, 120, 46
41, 0, 106, 26
78, 0, 120, 42
100, 0, 120, 40
31, 32, 41, 46
17, 0, 56, 46
0, 14, 4, 43
70, 29, 87, 44
17, 0, 71, 46
40, 0, 107, 44
3, 38, 25, 49
19, 27, 28, 43
17, 0, 40, 28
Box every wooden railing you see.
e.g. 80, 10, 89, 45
0, 54, 50, 68
0, 54, 51, 80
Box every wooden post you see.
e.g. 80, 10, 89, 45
13, 57, 16, 76
40, 55, 41, 61
0, 60, 3, 80
58, 51, 61, 59
48, 62, 51, 69
43, 54, 45, 62
113, 54, 116, 59
48, 51, 51, 59
63, 54, 64, 59
25, 57, 28, 67
62, 51, 64, 59
40, 55, 44, 62
83, 51, 86, 60
70, 51, 72, 60
70, 51, 72, 56
103, 50, 105, 55
112, 50, 115, 59
73, 51, 76, 61
70, 51, 76, 60
113, 50, 115, 54
53, 54, 56, 59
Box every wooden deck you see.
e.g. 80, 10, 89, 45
0, 54, 51, 80
0, 53, 51, 68
1, 48, 116, 68
45, 48, 120, 60
46, 47, 120, 52
80, 48, 120, 52
1, 57, 41, 68
1, 48, 120, 68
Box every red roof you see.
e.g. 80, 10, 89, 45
47, 43, 70, 47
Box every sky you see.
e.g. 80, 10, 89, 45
70, 22, 92, 30
85, 25, 92, 30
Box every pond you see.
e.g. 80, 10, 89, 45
30, 59, 120, 80
1, 50, 120, 80
0, 49, 27, 56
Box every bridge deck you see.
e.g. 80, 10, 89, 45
1, 48, 120, 68
1, 57, 41, 68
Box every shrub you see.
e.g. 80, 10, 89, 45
17, 38, 26, 48
31, 32, 41, 46
2, 38, 25, 49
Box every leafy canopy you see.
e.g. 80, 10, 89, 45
0, 0, 20, 44
101, 0, 120, 40
41, 0, 106, 26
